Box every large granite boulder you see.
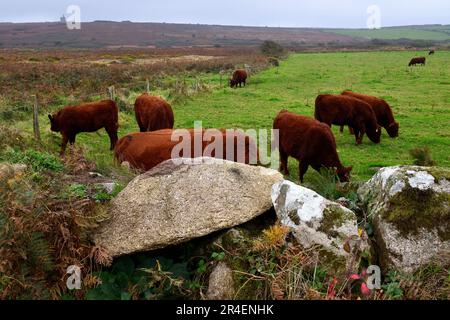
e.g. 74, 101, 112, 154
358, 166, 450, 273
92, 158, 283, 257
272, 180, 369, 274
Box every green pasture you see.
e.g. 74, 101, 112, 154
13, 50, 450, 183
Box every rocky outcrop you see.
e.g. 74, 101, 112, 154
92, 158, 283, 257
206, 262, 235, 300
272, 180, 369, 274
358, 166, 450, 273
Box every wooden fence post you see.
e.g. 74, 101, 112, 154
33, 95, 41, 141
108, 86, 115, 100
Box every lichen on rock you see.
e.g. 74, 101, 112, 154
358, 165, 450, 273
272, 180, 369, 274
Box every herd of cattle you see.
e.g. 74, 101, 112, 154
48, 53, 434, 182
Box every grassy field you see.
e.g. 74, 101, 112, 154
2, 49, 450, 300
327, 25, 450, 41
12, 50, 450, 183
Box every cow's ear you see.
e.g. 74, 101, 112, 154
48, 114, 53, 121
346, 166, 353, 173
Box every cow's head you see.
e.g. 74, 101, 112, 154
386, 122, 399, 138
229, 78, 237, 88
367, 125, 381, 144
48, 113, 60, 132
336, 166, 352, 183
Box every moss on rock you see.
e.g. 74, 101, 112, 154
318, 204, 354, 237
385, 186, 450, 241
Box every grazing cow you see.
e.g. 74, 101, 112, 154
341, 91, 399, 138
273, 110, 352, 183
134, 93, 174, 132
114, 129, 259, 172
230, 69, 248, 88
409, 57, 426, 66
48, 100, 118, 155
429, 50, 435, 55
315, 94, 381, 145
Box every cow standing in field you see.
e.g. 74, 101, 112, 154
429, 50, 435, 55
315, 94, 381, 145
134, 93, 174, 132
273, 110, 352, 183
114, 129, 259, 172
341, 91, 399, 138
230, 69, 248, 88
48, 100, 119, 155
409, 57, 426, 66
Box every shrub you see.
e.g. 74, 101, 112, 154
3, 149, 64, 172
260, 41, 285, 58
0, 125, 27, 150
303, 167, 346, 201
268, 57, 280, 66
409, 146, 436, 166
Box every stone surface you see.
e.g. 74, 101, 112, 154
272, 180, 369, 273
92, 157, 283, 257
358, 166, 450, 273
206, 262, 235, 300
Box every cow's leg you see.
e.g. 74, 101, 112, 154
69, 134, 76, 145
349, 127, 355, 135
355, 126, 365, 145
138, 122, 146, 133
353, 127, 361, 145
339, 125, 344, 133
279, 149, 289, 175
106, 126, 119, 150
299, 160, 309, 183
60, 133, 69, 156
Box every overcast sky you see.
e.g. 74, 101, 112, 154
1, 0, 449, 28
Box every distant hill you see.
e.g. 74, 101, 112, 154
0, 21, 448, 49
325, 25, 450, 41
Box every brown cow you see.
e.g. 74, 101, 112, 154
134, 93, 174, 132
230, 69, 248, 88
48, 100, 118, 155
114, 129, 259, 172
273, 110, 352, 183
341, 91, 399, 138
315, 94, 381, 145
409, 57, 426, 66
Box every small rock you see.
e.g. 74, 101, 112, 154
206, 262, 235, 300
337, 197, 351, 208
89, 172, 103, 178
121, 161, 131, 170
95, 182, 118, 194
0, 163, 27, 184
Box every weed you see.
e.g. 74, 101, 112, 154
409, 146, 436, 166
